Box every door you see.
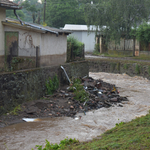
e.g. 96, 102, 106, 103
5, 32, 18, 70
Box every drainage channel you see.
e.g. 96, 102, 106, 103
0, 72, 150, 150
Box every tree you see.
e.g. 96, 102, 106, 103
46, 0, 86, 28
21, 0, 43, 23
84, 0, 150, 43
6, 10, 25, 20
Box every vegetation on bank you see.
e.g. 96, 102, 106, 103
34, 111, 150, 150
45, 75, 59, 95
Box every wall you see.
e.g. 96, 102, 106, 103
88, 59, 150, 80
68, 31, 96, 52
40, 33, 67, 66
82, 31, 95, 52
0, 61, 89, 115
0, 8, 6, 68
4, 26, 41, 57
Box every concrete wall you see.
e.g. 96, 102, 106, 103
40, 33, 67, 66
0, 61, 89, 115
69, 31, 96, 52
88, 59, 150, 79
82, 31, 95, 52
0, 8, 6, 68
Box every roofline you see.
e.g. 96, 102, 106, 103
2, 21, 45, 33
0, 4, 22, 10
2, 21, 71, 35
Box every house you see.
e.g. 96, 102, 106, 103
0, 0, 71, 71
63, 24, 97, 53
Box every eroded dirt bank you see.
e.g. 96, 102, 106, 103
0, 72, 150, 150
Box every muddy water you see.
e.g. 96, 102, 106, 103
0, 72, 150, 150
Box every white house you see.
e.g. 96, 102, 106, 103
0, 0, 71, 71
63, 24, 97, 53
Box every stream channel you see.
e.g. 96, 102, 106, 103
0, 72, 150, 150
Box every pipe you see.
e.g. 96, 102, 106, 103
61, 66, 71, 84
14, 9, 24, 25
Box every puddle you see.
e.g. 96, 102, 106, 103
0, 72, 150, 150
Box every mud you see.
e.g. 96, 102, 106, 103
0, 72, 150, 150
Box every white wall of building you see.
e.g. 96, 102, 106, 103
0, 8, 6, 56
41, 33, 67, 55
69, 31, 96, 52
82, 31, 95, 52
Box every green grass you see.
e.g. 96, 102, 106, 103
58, 111, 150, 150
9, 105, 21, 115
132, 55, 150, 60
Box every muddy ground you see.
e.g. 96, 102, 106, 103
0, 77, 127, 128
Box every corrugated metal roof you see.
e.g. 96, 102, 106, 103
63, 24, 98, 31
4, 18, 71, 35
0, 0, 21, 9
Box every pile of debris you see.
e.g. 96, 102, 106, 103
40, 76, 129, 117
0, 76, 129, 127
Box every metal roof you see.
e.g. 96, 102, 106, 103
0, 0, 21, 9
63, 24, 98, 31
3, 18, 71, 35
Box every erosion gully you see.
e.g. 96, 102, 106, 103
0, 72, 150, 150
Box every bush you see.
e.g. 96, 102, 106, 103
45, 75, 59, 95
132, 22, 150, 48
67, 36, 84, 57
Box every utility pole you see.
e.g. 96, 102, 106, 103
43, 0, 46, 23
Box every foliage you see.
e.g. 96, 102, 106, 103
21, 0, 43, 23
132, 22, 150, 48
6, 9, 25, 20
84, 0, 150, 43
116, 121, 124, 127
45, 0, 86, 28
9, 105, 21, 115
135, 64, 140, 74
45, 75, 59, 95
69, 78, 89, 102
34, 137, 79, 150
67, 36, 84, 57
60, 112, 150, 150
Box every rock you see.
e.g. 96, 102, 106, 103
25, 106, 39, 114
110, 97, 118, 102
70, 106, 74, 109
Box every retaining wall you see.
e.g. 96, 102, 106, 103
88, 58, 150, 80
0, 61, 89, 115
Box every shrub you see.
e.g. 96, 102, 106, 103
45, 75, 59, 95
131, 22, 150, 49
67, 36, 84, 57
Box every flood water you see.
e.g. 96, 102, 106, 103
0, 72, 150, 150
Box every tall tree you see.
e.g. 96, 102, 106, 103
21, 0, 43, 23
46, 0, 86, 28
84, 0, 150, 42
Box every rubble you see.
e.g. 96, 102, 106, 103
0, 76, 129, 127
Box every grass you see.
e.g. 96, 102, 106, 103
9, 105, 21, 115
92, 51, 150, 60
58, 111, 150, 150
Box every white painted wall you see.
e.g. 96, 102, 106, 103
0, 8, 6, 55
41, 33, 67, 55
82, 31, 95, 52
68, 31, 96, 52
4, 25, 67, 57
4, 26, 41, 57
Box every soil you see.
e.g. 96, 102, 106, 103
0, 77, 128, 128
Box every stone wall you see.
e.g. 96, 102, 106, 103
0, 61, 89, 115
88, 59, 150, 80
